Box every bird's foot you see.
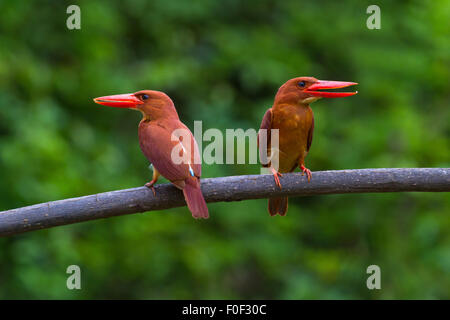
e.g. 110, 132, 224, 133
270, 167, 283, 189
145, 180, 157, 196
300, 165, 312, 182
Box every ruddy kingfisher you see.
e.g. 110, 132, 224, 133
258, 77, 358, 216
94, 90, 209, 219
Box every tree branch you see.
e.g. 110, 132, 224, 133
0, 168, 449, 237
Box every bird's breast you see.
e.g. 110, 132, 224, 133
271, 105, 313, 171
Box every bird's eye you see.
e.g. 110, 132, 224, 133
298, 81, 306, 87
141, 94, 149, 100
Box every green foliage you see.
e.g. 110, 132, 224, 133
0, 0, 449, 299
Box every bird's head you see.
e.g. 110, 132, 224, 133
93, 90, 179, 120
275, 76, 358, 105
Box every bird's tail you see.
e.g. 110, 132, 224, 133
183, 177, 209, 219
268, 197, 288, 216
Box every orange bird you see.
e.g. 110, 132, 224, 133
258, 77, 357, 216
94, 90, 209, 219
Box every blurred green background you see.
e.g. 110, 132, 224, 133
0, 0, 449, 299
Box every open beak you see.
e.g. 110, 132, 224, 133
93, 93, 143, 108
305, 80, 358, 98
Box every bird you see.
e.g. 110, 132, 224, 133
94, 90, 209, 219
258, 77, 358, 216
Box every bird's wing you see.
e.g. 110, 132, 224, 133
189, 125, 202, 177
138, 120, 201, 183
258, 108, 272, 166
306, 113, 314, 152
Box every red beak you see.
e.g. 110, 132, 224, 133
93, 93, 143, 108
305, 80, 358, 98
